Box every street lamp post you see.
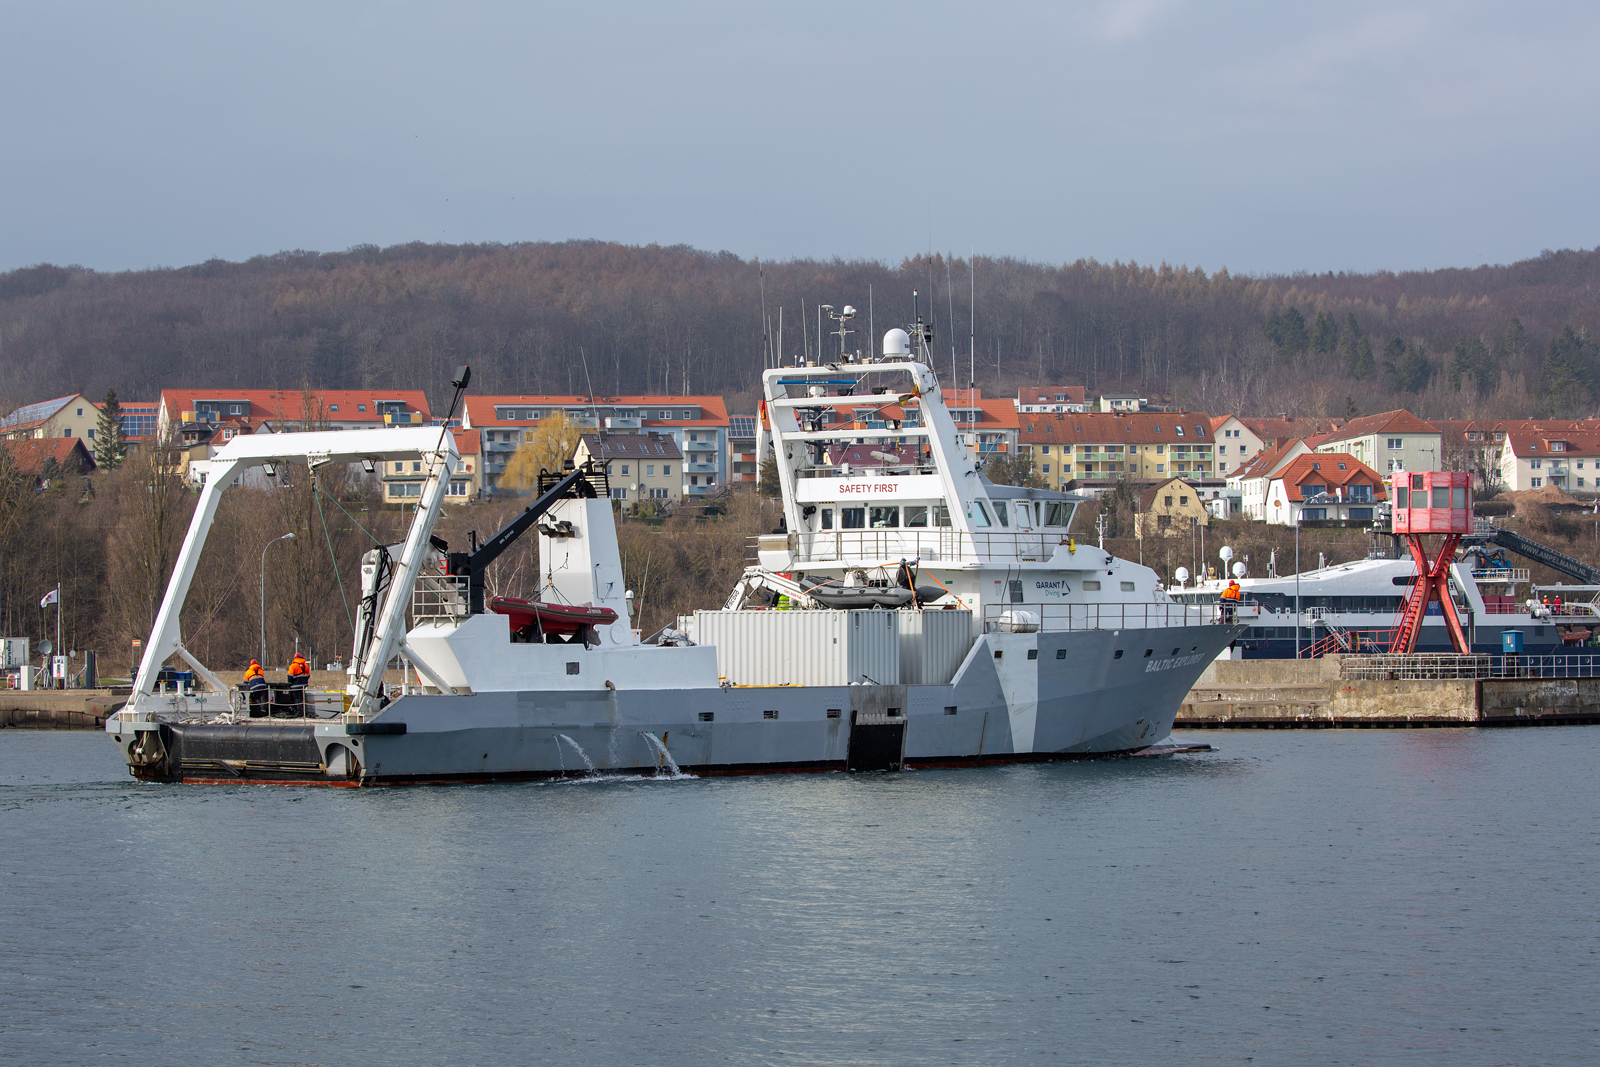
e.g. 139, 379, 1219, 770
261, 532, 296, 667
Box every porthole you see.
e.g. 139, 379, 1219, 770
1055, 649, 1066, 660
1144, 649, 1153, 658
1172, 647, 1180, 655
1114, 650, 1124, 659
994, 650, 1003, 659
1027, 649, 1038, 660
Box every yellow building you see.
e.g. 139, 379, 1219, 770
0, 394, 103, 445
1137, 477, 1210, 537
574, 432, 683, 511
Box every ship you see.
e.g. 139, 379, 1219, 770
107, 322, 1242, 785
1167, 527, 1600, 657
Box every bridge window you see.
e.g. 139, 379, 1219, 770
904, 506, 928, 527
870, 506, 899, 528
841, 508, 866, 529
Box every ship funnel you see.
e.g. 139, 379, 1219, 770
882, 328, 911, 357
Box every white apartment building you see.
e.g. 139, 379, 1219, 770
1313, 409, 1442, 475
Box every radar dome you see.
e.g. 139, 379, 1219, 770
882, 328, 911, 357
1219, 545, 1234, 562
1174, 567, 1190, 585
1232, 561, 1248, 578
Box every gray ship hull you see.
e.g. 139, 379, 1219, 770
115, 624, 1235, 785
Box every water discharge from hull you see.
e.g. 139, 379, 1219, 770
557, 734, 597, 776
641, 731, 691, 778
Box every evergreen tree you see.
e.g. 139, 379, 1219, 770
1396, 344, 1432, 393
1310, 311, 1339, 355
94, 388, 126, 470
1342, 311, 1363, 342
1538, 324, 1592, 417
1381, 335, 1407, 377
1276, 306, 1309, 356
757, 455, 781, 497
1349, 336, 1375, 380
1264, 307, 1283, 348
1503, 315, 1527, 357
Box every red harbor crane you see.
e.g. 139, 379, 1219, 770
1389, 471, 1474, 654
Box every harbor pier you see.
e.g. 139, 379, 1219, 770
1179, 654, 1600, 728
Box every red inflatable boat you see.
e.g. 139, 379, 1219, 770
488, 596, 619, 635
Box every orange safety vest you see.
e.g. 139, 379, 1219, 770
1221, 584, 1241, 601
243, 664, 263, 681
288, 657, 309, 676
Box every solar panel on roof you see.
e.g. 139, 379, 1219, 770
0, 396, 73, 429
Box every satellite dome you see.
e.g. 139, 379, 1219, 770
1175, 567, 1191, 585
882, 328, 911, 356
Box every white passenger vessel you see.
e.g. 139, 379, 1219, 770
1169, 535, 1600, 657
107, 323, 1241, 785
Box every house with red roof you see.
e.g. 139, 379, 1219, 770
463, 395, 729, 497
1015, 384, 1088, 414
1227, 439, 1316, 521
1264, 453, 1386, 526
0, 395, 103, 445
1, 438, 96, 489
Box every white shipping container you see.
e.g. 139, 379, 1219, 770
692, 610, 899, 686
896, 609, 973, 685
1, 637, 27, 669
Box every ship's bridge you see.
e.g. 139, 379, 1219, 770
762, 347, 1086, 569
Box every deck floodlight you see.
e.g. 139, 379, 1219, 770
361, 458, 376, 474
264, 463, 276, 478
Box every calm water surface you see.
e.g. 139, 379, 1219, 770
2, 728, 1596, 1065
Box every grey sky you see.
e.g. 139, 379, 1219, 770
4, 1, 1597, 275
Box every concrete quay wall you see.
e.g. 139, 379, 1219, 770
0, 690, 129, 730
1181, 655, 1600, 728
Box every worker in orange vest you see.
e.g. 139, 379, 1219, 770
1220, 579, 1242, 623
286, 654, 311, 715
242, 659, 268, 716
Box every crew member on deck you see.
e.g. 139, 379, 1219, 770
242, 659, 268, 716
287, 654, 311, 715
1220, 579, 1242, 623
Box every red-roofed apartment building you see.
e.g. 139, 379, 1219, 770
1312, 409, 1441, 475
1018, 411, 1217, 492
1497, 429, 1600, 493
462, 395, 730, 497
1264, 454, 1387, 526
158, 389, 432, 437
156, 388, 433, 479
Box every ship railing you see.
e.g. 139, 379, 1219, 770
1341, 653, 1600, 680
412, 574, 470, 621
1471, 567, 1530, 583
791, 529, 1079, 565
980, 600, 1257, 633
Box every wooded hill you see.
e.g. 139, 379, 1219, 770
3, 241, 1600, 420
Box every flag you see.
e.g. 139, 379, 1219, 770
40, 588, 58, 608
